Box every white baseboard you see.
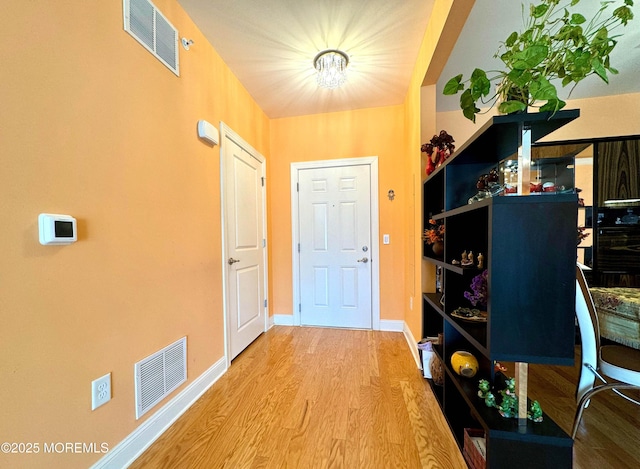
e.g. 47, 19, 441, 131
402, 322, 422, 370
91, 356, 227, 469
272, 314, 295, 326
379, 319, 404, 332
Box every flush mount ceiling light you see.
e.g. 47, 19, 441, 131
313, 49, 349, 89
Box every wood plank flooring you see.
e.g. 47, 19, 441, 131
129, 327, 466, 469
130, 327, 640, 468
528, 348, 640, 469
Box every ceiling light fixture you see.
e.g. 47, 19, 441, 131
313, 49, 349, 89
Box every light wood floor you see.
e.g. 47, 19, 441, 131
130, 327, 640, 469
130, 327, 466, 468
529, 350, 640, 469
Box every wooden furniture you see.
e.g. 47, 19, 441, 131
593, 138, 640, 286
422, 110, 579, 468
573, 266, 640, 438
590, 286, 640, 349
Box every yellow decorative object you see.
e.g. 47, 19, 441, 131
450, 351, 479, 378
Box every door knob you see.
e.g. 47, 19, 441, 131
357, 257, 369, 263
228, 257, 240, 265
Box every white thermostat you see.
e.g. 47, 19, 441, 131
38, 213, 77, 245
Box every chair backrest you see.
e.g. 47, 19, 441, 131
576, 265, 600, 353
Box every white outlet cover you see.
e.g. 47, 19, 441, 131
92, 372, 112, 410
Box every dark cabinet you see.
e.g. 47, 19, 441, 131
422, 110, 579, 468
593, 138, 640, 286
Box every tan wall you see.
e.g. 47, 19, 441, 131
269, 106, 407, 321
0, 1, 269, 467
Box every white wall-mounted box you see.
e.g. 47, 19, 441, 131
38, 213, 77, 245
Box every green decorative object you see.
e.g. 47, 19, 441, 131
477, 377, 544, 422
443, 0, 635, 122
528, 400, 544, 422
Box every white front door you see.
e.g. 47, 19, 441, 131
222, 126, 267, 360
298, 164, 372, 328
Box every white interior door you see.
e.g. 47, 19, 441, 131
298, 164, 372, 328
222, 128, 266, 360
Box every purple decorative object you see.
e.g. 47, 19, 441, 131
464, 270, 488, 309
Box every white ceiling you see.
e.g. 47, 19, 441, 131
178, 0, 640, 119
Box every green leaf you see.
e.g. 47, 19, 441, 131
443, 74, 464, 95
592, 58, 609, 83
507, 69, 533, 88
570, 13, 586, 24
614, 5, 634, 25
570, 0, 580, 6
498, 100, 527, 114
460, 89, 480, 123
531, 4, 549, 18
470, 69, 491, 100
539, 98, 566, 113
529, 76, 558, 100
505, 32, 518, 47
512, 44, 549, 69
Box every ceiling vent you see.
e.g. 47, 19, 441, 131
134, 337, 187, 419
123, 0, 179, 76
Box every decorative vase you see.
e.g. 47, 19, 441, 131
431, 241, 444, 258
430, 355, 444, 386
425, 155, 435, 176
450, 351, 479, 378
436, 149, 448, 167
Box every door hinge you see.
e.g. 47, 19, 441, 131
261, 176, 265, 187
298, 243, 300, 253
263, 239, 266, 247
299, 303, 301, 312
296, 182, 299, 192
264, 299, 267, 308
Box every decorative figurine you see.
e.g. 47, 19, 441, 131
497, 378, 519, 418
528, 400, 544, 422
485, 392, 496, 408
494, 362, 507, 373
477, 252, 484, 269
478, 379, 491, 397
461, 250, 473, 266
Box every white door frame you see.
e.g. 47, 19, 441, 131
291, 156, 380, 330
220, 122, 269, 367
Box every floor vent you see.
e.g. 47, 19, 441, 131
134, 337, 187, 419
123, 0, 179, 76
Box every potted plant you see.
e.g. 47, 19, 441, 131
423, 219, 445, 257
443, 0, 635, 122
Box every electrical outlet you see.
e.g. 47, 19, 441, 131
91, 373, 111, 410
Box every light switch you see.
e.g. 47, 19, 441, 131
383, 234, 390, 244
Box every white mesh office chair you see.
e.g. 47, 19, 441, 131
573, 265, 640, 438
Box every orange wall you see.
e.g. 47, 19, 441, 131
0, 1, 268, 467
269, 106, 407, 321
405, 0, 476, 342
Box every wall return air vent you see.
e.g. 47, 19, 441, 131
134, 337, 187, 419
123, 0, 179, 76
